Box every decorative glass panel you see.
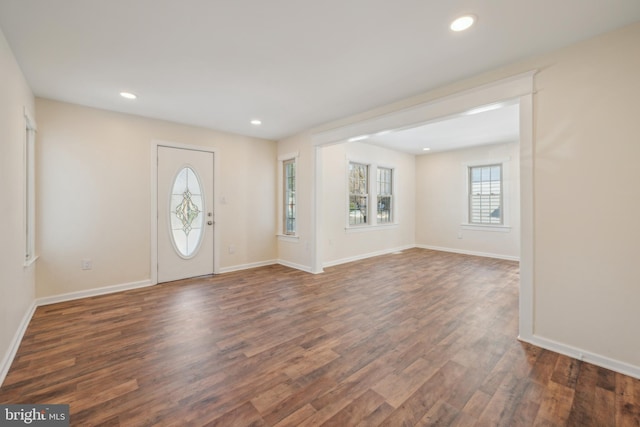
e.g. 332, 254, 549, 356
170, 166, 204, 257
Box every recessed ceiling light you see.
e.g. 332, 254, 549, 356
450, 15, 475, 32
119, 91, 137, 100
348, 135, 369, 142
250, 119, 262, 125
423, 148, 431, 151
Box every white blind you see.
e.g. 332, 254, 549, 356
469, 164, 502, 225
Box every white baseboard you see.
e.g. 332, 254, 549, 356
277, 259, 313, 273
36, 279, 154, 307
416, 244, 520, 262
0, 301, 37, 387
322, 244, 416, 268
218, 260, 277, 274
520, 334, 640, 380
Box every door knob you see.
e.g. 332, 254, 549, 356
207, 220, 213, 225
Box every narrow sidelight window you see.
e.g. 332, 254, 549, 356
283, 158, 296, 235
377, 167, 393, 223
348, 162, 369, 225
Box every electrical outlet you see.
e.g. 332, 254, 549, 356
81, 259, 93, 270
457, 232, 463, 239
228, 245, 235, 254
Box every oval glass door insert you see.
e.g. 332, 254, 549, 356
170, 166, 204, 257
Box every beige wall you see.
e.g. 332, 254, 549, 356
532, 23, 640, 366
321, 141, 415, 265
0, 28, 35, 376
36, 99, 277, 298
416, 142, 520, 259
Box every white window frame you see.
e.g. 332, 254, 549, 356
469, 164, 503, 225
347, 161, 370, 227
376, 166, 394, 224
461, 158, 511, 232
277, 152, 299, 241
345, 160, 398, 231
24, 108, 37, 266
283, 158, 296, 236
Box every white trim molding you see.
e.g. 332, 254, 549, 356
323, 244, 415, 268
460, 224, 512, 232
518, 92, 535, 342
277, 234, 300, 242
416, 244, 520, 262
277, 259, 313, 273
36, 280, 154, 306
0, 302, 37, 387
218, 260, 277, 274
345, 223, 399, 233
521, 335, 640, 380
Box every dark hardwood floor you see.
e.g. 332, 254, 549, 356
1, 248, 639, 426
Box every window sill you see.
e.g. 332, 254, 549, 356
24, 255, 39, 268
461, 224, 511, 233
277, 234, 299, 242
345, 223, 398, 233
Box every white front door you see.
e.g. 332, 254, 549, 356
157, 146, 214, 283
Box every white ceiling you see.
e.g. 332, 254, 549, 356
366, 102, 520, 155
1, 1, 639, 141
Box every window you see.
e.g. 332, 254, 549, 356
277, 154, 298, 238
283, 158, 296, 235
24, 111, 36, 265
377, 167, 393, 223
469, 164, 503, 225
348, 162, 368, 225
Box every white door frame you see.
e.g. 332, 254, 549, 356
150, 139, 220, 284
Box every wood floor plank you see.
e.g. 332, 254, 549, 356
273, 403, 317, 427
372, 357, 445, 408
206, 401, 267, 427
461, 389, 492, 419
534, 381, 575, 426
378, 360, 469, 426
476, 372, 531, 426
616, 374, 640, 427
416, 400, 460, 426
318, 389, 386, 427
0, 249, 639, 426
